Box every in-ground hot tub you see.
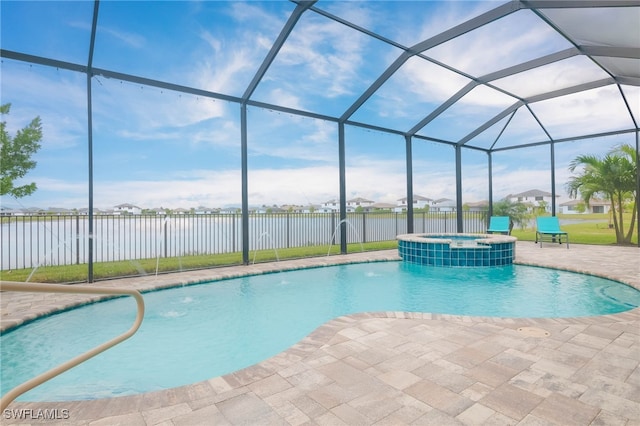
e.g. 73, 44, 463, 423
397, 233, 517, 267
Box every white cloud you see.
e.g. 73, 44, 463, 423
1, 63, 87, 149
493, 168, 552, 197
190, 38, 258, 95
91, 169, 243, 209
530, 85, 635, 139
14, 148, 586, 211
414, 2, 498, 47
492, 108, 550, 147
248, 166, 338, 206
263, 88, 304, 112
91, 77, 233, 148
248, 114, 337, 163
263, 10, 370, 102
369, 6, 567, 121
491, 56, 610, 99
7, 177, 88, 210
227, 1, 286, 27
457, 85, 517, 109
398, 56, 472, 104
100, 26, 146, 49
424, 9, 565, 77
187, 2, 285, 97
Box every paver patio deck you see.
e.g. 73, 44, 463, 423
1, 242, 639, 425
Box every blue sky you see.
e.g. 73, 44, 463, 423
1, 0, 638, 210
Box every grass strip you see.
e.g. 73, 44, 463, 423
1, 241, 398, 283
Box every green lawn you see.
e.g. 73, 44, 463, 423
512, 213, 638, 246
1, 240, 398, 283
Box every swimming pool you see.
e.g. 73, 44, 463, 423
2, 261, 639, 401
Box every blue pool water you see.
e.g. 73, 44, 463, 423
2, 261, 639, 401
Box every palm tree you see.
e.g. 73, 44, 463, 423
566, 144, 637, 245
614, 143, 638, 243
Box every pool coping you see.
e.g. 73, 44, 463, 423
1, 250, 402, 333
396, 232, 517, 244
1, 242, 639, 425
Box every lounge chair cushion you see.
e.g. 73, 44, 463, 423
535, 216, 569, 248
487, 216, 510, 235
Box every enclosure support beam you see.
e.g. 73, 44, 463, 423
636, 130, 639, 248
409, 49, 580, 137
405, 135, 414, 234
86, 0, 99, 283
550, 142, 557, 216
491, 128, 637, 153
458, 101, 524, 147
488, 152, 493, 218
340, 2, 520, 122
455, 145, 463, 232
339, 123, 347, 254
460, 79, 613, 148
241, 104, 249, 264
87, 77, 94, 282
242, 1, 315, 101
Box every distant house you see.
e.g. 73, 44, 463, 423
280, 205, 304, 213
256, 205, 286, 214
346, 197, 375, 211
150, 207, 168, 215
465, 200, 488, 212
26, 207, 46, 216
77, 208, 105, 215
321, 199, 339, 212
317, 199, 358, 213
506, 189, 558, 213
114, 203, 142, 215
371, 202, 396, 211
194, 206, 217, 214
173, 208, 189, 215
395, 195, 432, 212
560, 198, 610, 215
0, 207, 24, 216
47, 207, 72, 216
432, 198, 456, 212
303, 204, 321, 213
220, 207, 241, 214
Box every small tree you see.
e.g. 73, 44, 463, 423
0, 103, 43, 198
490, 199, 531, 231
535, 200, 548, 215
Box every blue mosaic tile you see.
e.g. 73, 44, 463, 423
398, 235, 515, 267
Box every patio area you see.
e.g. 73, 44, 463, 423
1, 241, 639, 425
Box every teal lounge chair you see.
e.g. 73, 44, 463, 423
487, 216, 510, 235
535, 216, 569, 248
